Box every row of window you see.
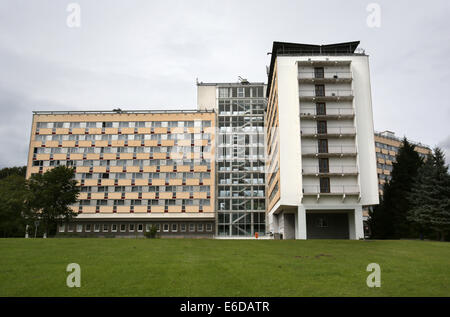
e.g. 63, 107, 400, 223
78, 199, 211, 206
377, 163, 393, 171
376, 152, 396, 162
35, 145, 212, 154
37, 120, 212, 129
35, 133, 211, 142
33, 159, 212, 169
375, 142, 399, 152
217, 199, 266, 211
59, 222, 213, 233
75, 172, 211, 180
80, 185, 211, 193
218, 87, 265, 98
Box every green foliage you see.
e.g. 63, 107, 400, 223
370, 138, 423, 239
28, 166, 80, 237
0, 175, 30, 237
408, 147, 450, 240
0, 166, 26, 180
144, 225, 159, 238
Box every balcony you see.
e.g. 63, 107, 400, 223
300, 127, 356, 138
299, 89, 353, 102
298, 71, 352, 84
299, 107, 354, 119
302, 165, 358, 176
302, 184, 360, 196
301, 145, 357, 157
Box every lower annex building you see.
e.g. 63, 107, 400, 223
26, 110, 216, 237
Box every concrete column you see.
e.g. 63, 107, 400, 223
296, 205, 307, 239
354, 205, 364, 239
349, 206, 364, 240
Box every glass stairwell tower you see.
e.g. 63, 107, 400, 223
197, 79, 267, 237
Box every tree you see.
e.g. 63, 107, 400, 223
28, 166, 80, 237
408, 148, 450, 241
370, 138, 423, 238
0, 166, 27, 180
0, 175, 30, 237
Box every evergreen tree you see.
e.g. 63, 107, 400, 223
370, 138, 423, 238
408, 148, 450, 241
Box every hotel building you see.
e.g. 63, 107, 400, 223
26, 110, 216, 237
197, 80, 267, 237
265, 41, 379, 239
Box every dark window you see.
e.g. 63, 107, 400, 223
317, 121, 327, 134
316, 103, 326, 115
315, 85, 325, 97
314, 67, 324, 79
319, 178, 330, 193
319, 158, 329, 173
318, 139, 328, 153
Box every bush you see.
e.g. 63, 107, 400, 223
144, 225, 159, 239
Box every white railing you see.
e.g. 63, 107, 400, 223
301, 145, 357, 155
299, 108, 354, 116
302, 185, 360, 194
301, 127, 356, 135
298, 71, 352, 80
302, 165, 358, 174
299, 89, 353, 98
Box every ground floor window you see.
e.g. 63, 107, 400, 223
129, 224, 135, 232
85, 224, 91, 232
189, 223, 195, 232
111, 224, 117, 232
163, 224, 169, 232
171, 223, 178, 232
206, 223, 212, 232
120, 224, 126, 232
76, 224, 83, 232
103, 224, 109, 232
137, 224, 143, 232
58, 224, 65, 233
197, 224, 204, 232
94, 224, 100, 232
180, 224, 186, 232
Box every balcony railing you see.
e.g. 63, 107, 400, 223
299, 108, 354, 117
302, 184, 360, 195
299, 89, 353, 98
301, 127, 356, 136
302, 165, 358, 175
298, 71, 352, 80
302, 145, 357, 155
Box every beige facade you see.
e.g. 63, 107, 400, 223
26, 110, 216, 237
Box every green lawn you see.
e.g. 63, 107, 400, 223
0, 238, 448, 297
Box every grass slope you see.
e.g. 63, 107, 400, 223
0, 239, 448, 297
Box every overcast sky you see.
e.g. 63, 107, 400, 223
0, 0, 449, 168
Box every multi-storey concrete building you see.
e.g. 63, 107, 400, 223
26, 110, 216, 237
197, 80, 267, 237
265, 41, 379, 239
374, 130, 431, 196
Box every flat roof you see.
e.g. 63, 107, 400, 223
267, 41, 361, 97
32, 109, 215, 115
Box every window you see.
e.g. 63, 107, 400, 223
76, 224, 83, 233
189, 223, 195, 232
85, 224, 91, 232
197, 224, 204, 232
319, 177, 330, 193
94, 224, 100, 232
137, 224, 143, 232
314, 67, 324, 79
103, 224, 109, 232
111, 224, 118, 232
120, 224, 126, 232
163, 224, 169, 232
171, 223, 178, 232
68, 224, 74, 232
319, 158, 329, 173
129, 224, 135, 232
206, 223, 213, 232
316, 102, 326, 115
180, 224, 186, 232
317, 121, 327, 134
58, 224, 65, 233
